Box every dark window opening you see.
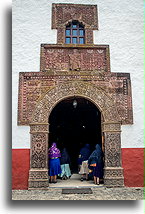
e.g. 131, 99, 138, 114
65, 21, 85, 44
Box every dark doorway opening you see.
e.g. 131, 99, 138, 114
49, 97, 102, 173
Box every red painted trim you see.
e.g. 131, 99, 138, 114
12, 149, 30, 190
12, 148, 144, 189
122, 148, 144, 187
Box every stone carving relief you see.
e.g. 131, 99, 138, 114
29, 180, 49, 189
31, 133, 48, 168
69, 52, 81, 71
31, 81, 120, 124
104, 132, 121, 167
102, 122, 121, 132
30, 124, 49, 133
29, 169, 48, 180
40, 45, 110, 72
18, 71, 133, 125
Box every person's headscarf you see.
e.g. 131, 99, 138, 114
60, 148, 70, 165
48, 142, 61, 158
88, 144, 103, 165
80, 144, 91, 161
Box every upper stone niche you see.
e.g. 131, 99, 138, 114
52, 3, 98, 29
52, 3, 98, 44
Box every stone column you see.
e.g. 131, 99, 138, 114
102, 122, 124, 187
28, 123, 49, 190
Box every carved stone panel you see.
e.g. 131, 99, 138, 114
104, 167, 124, 187
104, 132, 122, 168
102, 122, 121, 133
29, 179, 49, 189
103, 122, 124, 187
28, 168, 49, 189
30, 132, 48, 168
28, 124, 49, 189
40, 45, 110, 72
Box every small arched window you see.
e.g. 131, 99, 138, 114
65, 21, 85, 44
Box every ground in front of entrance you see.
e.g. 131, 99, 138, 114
12, 174, 144, 200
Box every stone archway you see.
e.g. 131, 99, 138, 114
28, 81, 124, 189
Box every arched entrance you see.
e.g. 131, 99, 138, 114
49, 96, 102, 173
28, 81, 124, 189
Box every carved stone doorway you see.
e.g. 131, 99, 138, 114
49, 96, 102, 173
28, 81, 124, 189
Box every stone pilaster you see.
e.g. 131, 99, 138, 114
28, 123, 49, 190
102, 122, 124, 187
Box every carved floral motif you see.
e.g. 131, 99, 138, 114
18, 72, 133, 125
41, 45, 110, 72
31, 133, 48, 168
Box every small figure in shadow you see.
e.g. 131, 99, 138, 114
78, 144, 91, 181
88, 144, 104, 185
59, 148, 71, 180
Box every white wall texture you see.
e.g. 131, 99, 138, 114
12, 0, 144, 149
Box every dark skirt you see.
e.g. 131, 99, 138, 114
49, 158, 62, 176
93, 163, 103, 178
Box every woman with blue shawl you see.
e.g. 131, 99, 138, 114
88, 144, 104, 185
78, 144, 91, 181
59, 148, 71, 180
48, 142, 62, 183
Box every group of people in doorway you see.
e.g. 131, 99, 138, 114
48, 142, 104, 185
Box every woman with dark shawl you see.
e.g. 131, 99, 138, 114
59, 148, 71, 179
88, 144, 104, 185
78, 144, 91, 181
48, 142, 61, 183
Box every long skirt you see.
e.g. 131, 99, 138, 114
59, 164, 71, 178
49, 158, 62, 176
79, 160, 89, 175
93, 163, 103, 178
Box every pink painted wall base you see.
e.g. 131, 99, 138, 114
12, 148, 144, 189
122, 148, 144, 187
12, 149, 30, 190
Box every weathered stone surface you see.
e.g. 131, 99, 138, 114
40, 45, 110, 72
18, 71, 133, 125
52, 3, 98, 44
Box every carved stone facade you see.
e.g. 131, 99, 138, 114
18, 69, 133, 126
17, 3, 133, 189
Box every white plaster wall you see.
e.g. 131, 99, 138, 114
12, 0, 144, 148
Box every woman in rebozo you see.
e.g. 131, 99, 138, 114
48, 142, 62, 183
88, 144, 104, 185
79, 144, 91, 181
59, 147, 71, 180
